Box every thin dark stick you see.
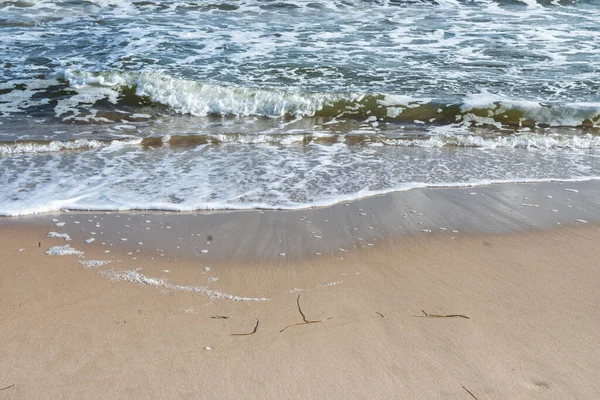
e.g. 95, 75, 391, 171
0, 384, 14, 391
298, 295, 308, 322
280, 295, 328, 332
417, 310, 470, 319
211, 315, 230, 319
376, 312, 384, 318
461, 385, 478, 399
231, 320, 259, 336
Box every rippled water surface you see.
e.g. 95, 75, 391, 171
1, 0, 599, 214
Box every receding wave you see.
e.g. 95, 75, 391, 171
2, 131, 600, 155
3, 132, 600, 217
8, 0, 591, 11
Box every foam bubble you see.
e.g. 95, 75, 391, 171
2, 140, 600, 216
0, 138, 142, 155
47, 232, 71, 241
79, 260, 113, 268
100, 269, 269, 301
45, 245, 84, 256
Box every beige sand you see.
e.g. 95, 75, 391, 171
2, 222, 600, 399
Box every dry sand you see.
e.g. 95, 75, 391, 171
2, 182, 600, 399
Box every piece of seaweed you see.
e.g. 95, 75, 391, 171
461, 385, 478, 399
280, 295, 329, 333
417, 310, 469, 319
231, 320, 259, 336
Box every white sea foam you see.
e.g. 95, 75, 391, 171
45, 245, 84, 256
380, 133, 600, 150
100, 269, 268, 301
79, 260, 113, 268
0, 138, 142, 155
2, 139, 600, 216
47, 231, 71, 241
3, 131, 600, 160
60, 70, 360, 119
379, 95, 430, 107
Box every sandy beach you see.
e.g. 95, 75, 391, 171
2, 182, 600, 399
3, 1, 600, 398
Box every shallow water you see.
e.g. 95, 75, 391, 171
1, 0, 599, 215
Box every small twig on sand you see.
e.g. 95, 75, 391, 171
211, 315, 230, 320
0, 384, 14, 391
417, 310, 470, 319
461, 385, 478, 399
280, 295, 329, 333
231, 320, 259, 336
376, 312, 384, 318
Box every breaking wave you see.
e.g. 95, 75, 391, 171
47, 70, 600, 129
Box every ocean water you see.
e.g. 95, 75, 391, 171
1, 0, 599, 215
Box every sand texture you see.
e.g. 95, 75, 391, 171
2, 217, 600, 399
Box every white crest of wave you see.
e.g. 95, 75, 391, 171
61, 70, 361, 118
136, 73, 357, 117
0, 138, 142, 155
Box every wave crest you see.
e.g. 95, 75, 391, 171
56, 70, 600, 129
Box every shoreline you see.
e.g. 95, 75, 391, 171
2, 180, 599, 263
3, 176, 600, 218
2, 181, 600, 398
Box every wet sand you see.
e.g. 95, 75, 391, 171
1, 181, 600, 399
3, 180, 600, 263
